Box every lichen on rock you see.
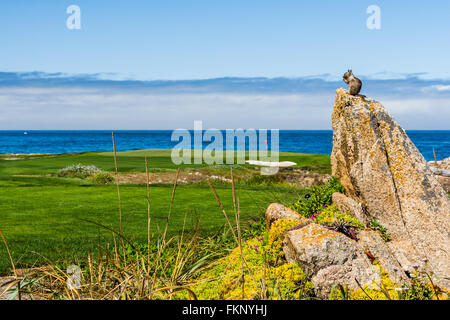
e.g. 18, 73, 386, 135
282, 222, 380, 298
331, 88, 450, 289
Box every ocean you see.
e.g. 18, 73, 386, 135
0, 130, 448, 161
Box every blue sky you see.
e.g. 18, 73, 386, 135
0, 1, 450, 129
2, 0, 450, 79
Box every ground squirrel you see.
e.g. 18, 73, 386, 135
343, 69, 362, 95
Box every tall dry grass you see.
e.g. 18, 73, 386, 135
0, 148, 246, 300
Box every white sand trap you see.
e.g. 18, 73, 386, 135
245, 160, 297, 167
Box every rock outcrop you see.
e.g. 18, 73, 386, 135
428, 157, 450, 192
331, 88, 450, 288
283, 223, 380, 298
265, 203, 411, 297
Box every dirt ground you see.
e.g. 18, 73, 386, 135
117, 170, 231, 184
115, 167, 331, 188
0, 268, 44, 300
13, 167, 331, 188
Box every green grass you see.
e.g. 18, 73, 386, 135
0, 149, 329, 274
0, 149, 331, 175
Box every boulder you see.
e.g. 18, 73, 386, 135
283, 223, 380, 297
356, 229, 407, 282
332, 192, 368, 225
265, 203, 305, 229
436, 176, 450, 193
428, 157, 450, 171
429, 166, 450, 177
331, 88, 450, 288
311, 264, 378, 299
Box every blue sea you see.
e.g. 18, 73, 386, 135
0, 130, 448, 161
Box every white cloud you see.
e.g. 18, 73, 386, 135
380, 96, 450, 129
423, 84, 450, 92
0, 87, 335, 129
0, 86, 448, 130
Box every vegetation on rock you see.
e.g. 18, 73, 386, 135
186, 218, 315, 300
290, 177, 344, 218
368, 219, 391, 242
308, 204, 364, 229
330, 261, 449, 300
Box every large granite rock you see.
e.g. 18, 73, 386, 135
283, 223, 380, 298
331, 88, 450, 288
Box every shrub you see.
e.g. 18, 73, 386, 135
58, 164, 102, 178
90, 172, 115, 185
290, 176, 344, 218
309, 204, 364, 229
265, 218, 303, 265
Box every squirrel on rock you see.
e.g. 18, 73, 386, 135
343, 69, 362, 95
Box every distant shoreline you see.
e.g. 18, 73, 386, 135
0, 149, 326, 157
1, 148, 449, 163
0, 130, 448, 161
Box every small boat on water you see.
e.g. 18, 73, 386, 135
24, 132, 28, 135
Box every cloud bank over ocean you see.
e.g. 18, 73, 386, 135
1, 72, 449, 130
